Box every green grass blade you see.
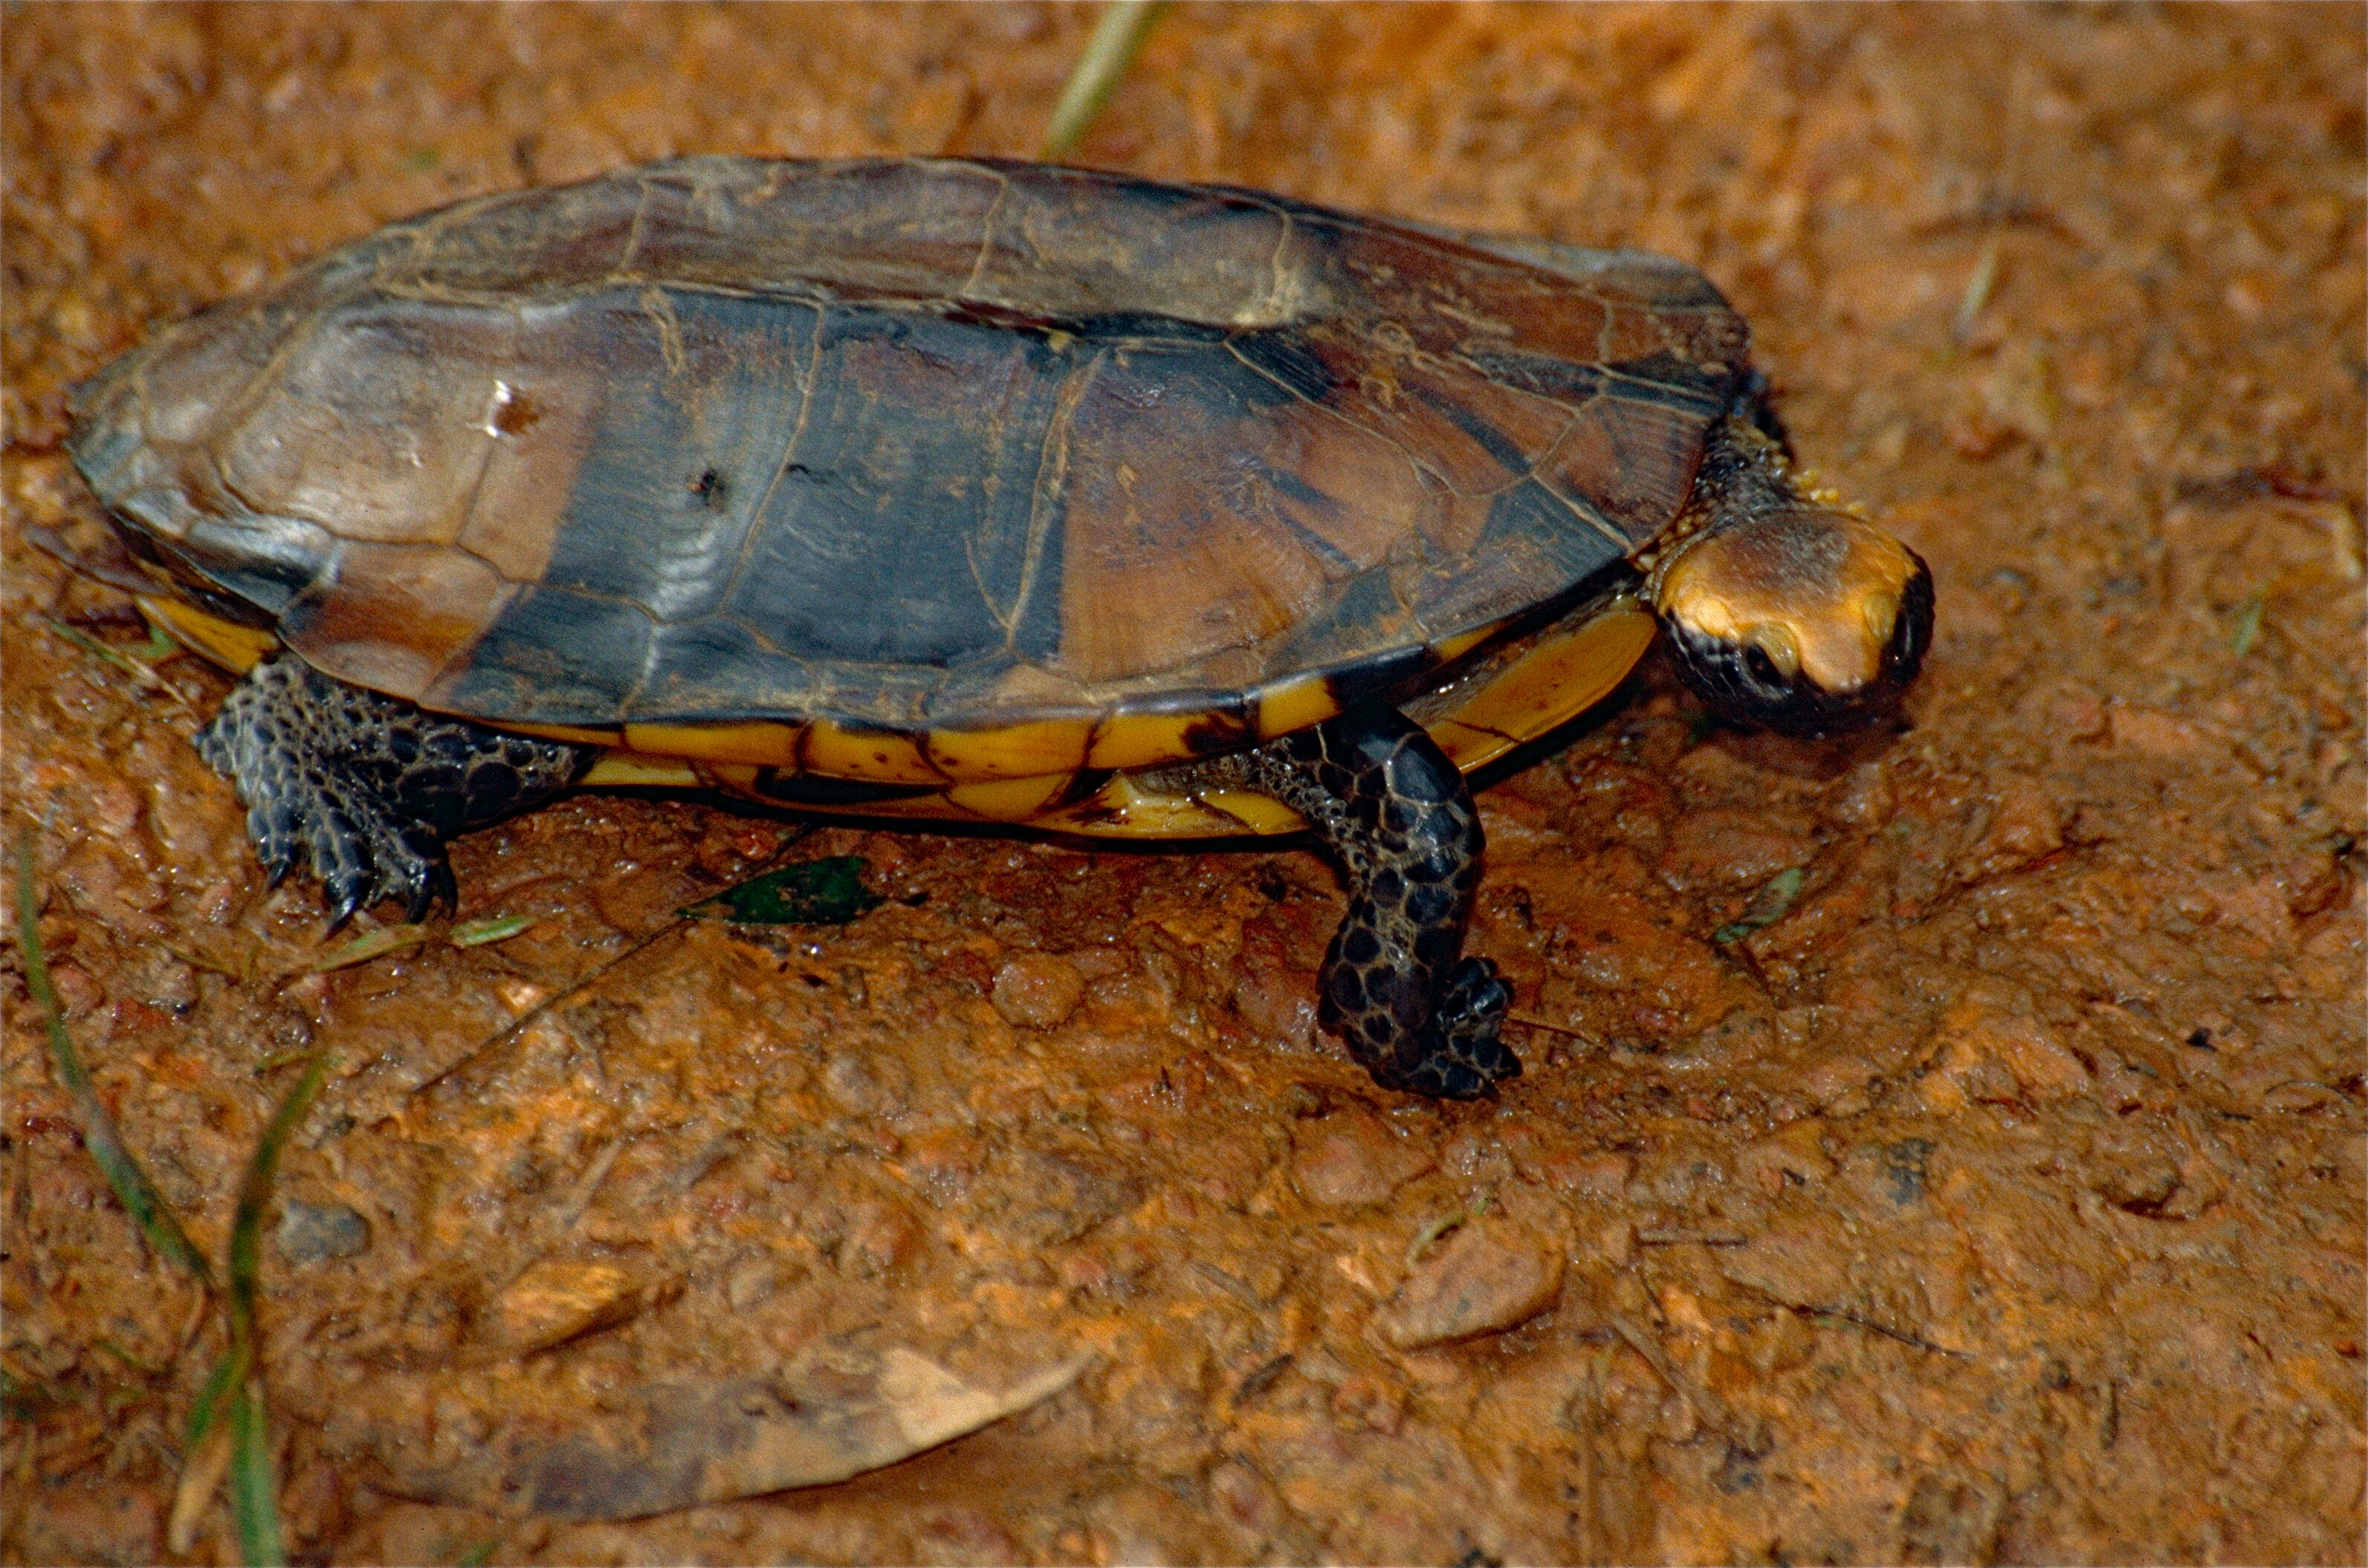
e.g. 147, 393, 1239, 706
169, 1373, 239, 1558
227, 1054, 329, 1342
184, 1346, 248, 1450
1041, 0, 1171, 159
210, 1052, 325, 1567
228, 1385, 285, 1567
13, 840, 214, 1288
39, 614, 154, 681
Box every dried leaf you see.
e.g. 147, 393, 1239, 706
378, 1348, 1092, 1519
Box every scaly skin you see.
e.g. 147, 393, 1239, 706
196, 657, 595, 926
1206, 703, 1518, 1098
200, 661, 1513, 1095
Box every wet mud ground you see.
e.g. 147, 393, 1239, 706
4, 4, 2363, 1563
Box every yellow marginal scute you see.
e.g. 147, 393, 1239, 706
580, 750, 703, 788
623, 720, 806, 767
1252, 673, 1341, 740
1432, 601, 1657, 773
923, 716, 1095, 780
803, 719, 943, 783
138, 596, 279, 673
1428, 621, 1500, 664
1085, 709, 1207, 771
511, 719, 627, 746
942, 774, 1072, 821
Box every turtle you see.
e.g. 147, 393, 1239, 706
65, 156, 1932, 1099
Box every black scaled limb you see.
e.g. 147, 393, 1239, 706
195, 656, 597, 926
1220, 702, 1517, 1098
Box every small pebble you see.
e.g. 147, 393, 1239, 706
2109, 706, 2209, 759
1377, 1219, 1564, 1350
1918, 987, 2091, 1111
487, 1257, 662, 1353
1970, 777, 2066, 874
1290, 1109, 1433, 1208
723, 1258, 780, 1310
991, 951, 1086, 1028
1541, 1150, 1634, 1202
276, 1199, 372, 1266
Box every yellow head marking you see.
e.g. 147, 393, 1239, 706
1654, 508, 1921, 696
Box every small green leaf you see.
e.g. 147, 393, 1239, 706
1953, 230, 2002, 343
682, 858, 885, 926
1403, 1193, 1489, 1269
451, 913, 538, 947
1713, 865, 1807, 945
304, 924, 430, 971
2228, 588, 2266, 657
1, 1368, 60, 1419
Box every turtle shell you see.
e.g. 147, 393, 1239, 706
69, 157, 1749, 789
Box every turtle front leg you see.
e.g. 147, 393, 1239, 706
1217, 703, 1518, 1099
195, 657, 597, 926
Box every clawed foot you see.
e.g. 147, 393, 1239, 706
198, 686, 458, 927
192, 657, 590, 929
1368, 956, 1521, 1100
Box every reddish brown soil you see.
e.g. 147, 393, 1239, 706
5, 5, 2362, 1564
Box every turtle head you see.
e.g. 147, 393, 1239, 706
1652, 504, 1933, 735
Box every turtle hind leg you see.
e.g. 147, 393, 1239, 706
1220, 702, 1519, 1099
195, 657, 596, 927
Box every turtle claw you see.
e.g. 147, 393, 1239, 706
1422, 956, 1521, 1098
194, 657, 586, 927
292, 780, 456, 930
399, 835, 461, 924
376, 823, 458, 925
321, 873, 371, 934
303, 788, 396, 931
1351, 957, 1518, 1099
251, 806, 300, 890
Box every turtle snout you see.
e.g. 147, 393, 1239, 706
1653, 508, 1933, 735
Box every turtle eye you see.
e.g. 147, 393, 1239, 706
1741, 642, 1786, 690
